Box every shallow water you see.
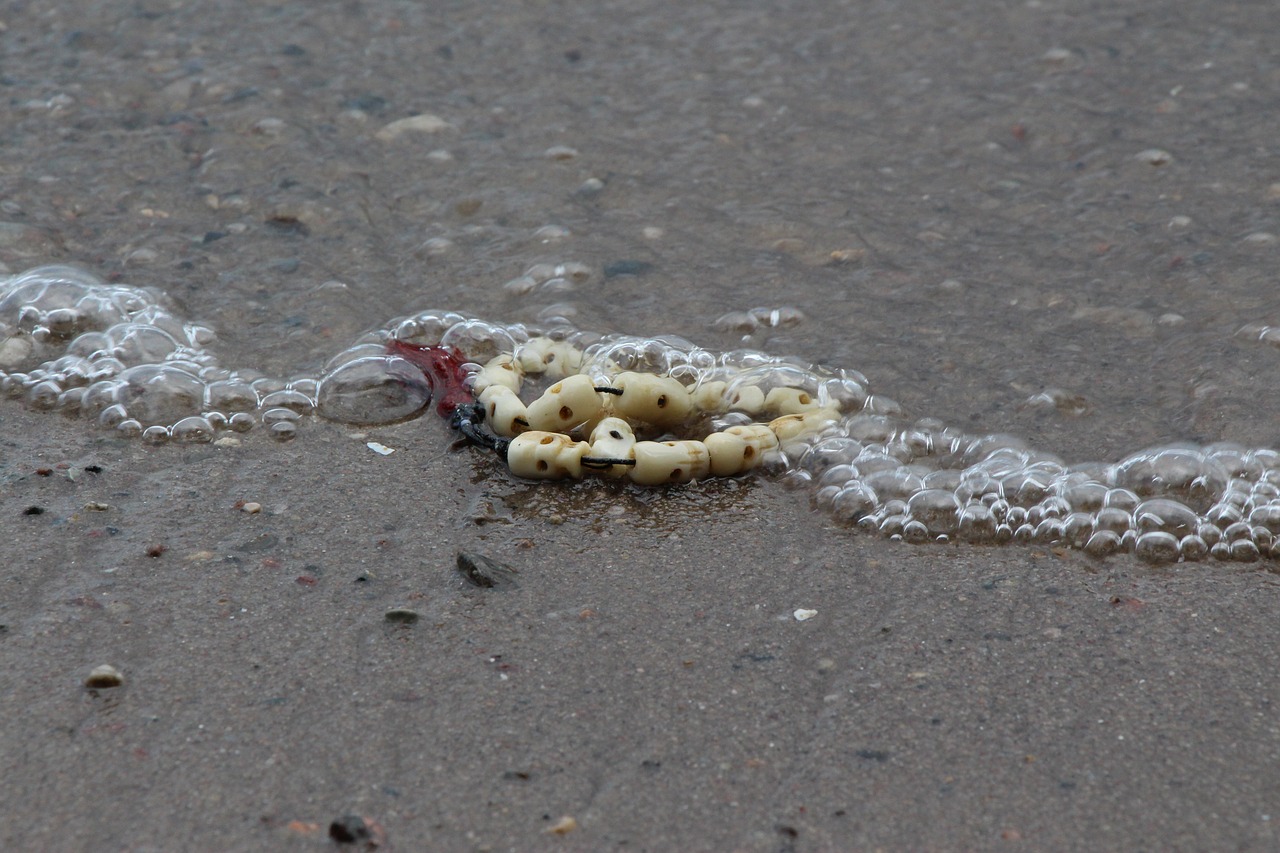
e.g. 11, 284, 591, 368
3, 0, 1279, 556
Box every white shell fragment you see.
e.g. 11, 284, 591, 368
793, 609, 818, 622
366, 441, 395, 455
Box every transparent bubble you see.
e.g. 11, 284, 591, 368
116, 364, 205, 425
1135, 531, 1180, 563
906, 489, 962, 535
862, 468, 924, 502
171, 416, 215, 443
801, 438, 864, 475
270, 421, 297, 441
259, 388, 314, 414
1179, 534, 1208, 561
315, 356, 432, 425
142, 425, 170, 445
957, 504, 997, 542
439, 319, 519, 363
1133, 499, 1199, 537
261, 407, 300, 427
206, 379, 259, 412
831, 483, 877, 523
1084, 530, 1122, 557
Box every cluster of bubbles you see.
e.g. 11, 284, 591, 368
5, 265, 1280, 564
0, 267, 328, 442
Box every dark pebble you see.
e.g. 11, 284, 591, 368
384, 608, 419, 624
455, 550, 519, 589
329, 815, 373, 844
23, 506, 44, 515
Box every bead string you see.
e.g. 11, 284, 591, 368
458, 336, 853, 484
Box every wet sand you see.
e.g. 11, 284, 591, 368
4, 1, 1280, 850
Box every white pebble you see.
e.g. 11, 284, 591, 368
544, 145, 578, 160
366, 441, 395, 455
85, 664, 124, 689
375, 114, 455, 141
794, 608, 818, 622
1135, 148, 1173, 166
242, 501, 262, 514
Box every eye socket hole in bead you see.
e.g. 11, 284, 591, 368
539, 435, 554, 445
609, 430, 622, 439
559, 405, 572, 420
537, 460, 548, 471
657, 395, 668, 408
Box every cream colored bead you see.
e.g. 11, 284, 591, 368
470, 354, 523, 395
507, 431, 590, 479
610, 372, 692, 427
517, 337, 582, 378
629, 440, 711, 485
704, 424, 779, 476
768, 407, 840, 441
586, 417, 637, 477
764, 386, 821, 415
523, 374, 605, 433
691, 380, 729, 413
724, 384, 766, 415
478, 385, 530, 437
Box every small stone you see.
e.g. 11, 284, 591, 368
241, 502, 262, 514
85, 664, 123, 689
384, 608, 420, 624
1242, 232, 1276, 246
456, 551, 520, 590
545, 815, 578, 835
642, 226, 664, 240
374, 113, 455, 141
328, 815, 385, 846
544, 145, 578, 160
1135, 148, 1173, 166
1167, 215, 1193, 229
251, 117, 286, 136
84, 501, 110, 511
577, 177, 605, 196
794, 608, 818, 622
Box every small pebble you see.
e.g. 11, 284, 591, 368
83, 502, 110, 511
1135, 148, 1173, 166
456, 551, 520, 590
1242, 232, 1276, 246
374, 113, 454, 141
544, 145, 578, 161
85, 664, 123, 689
384, 608, 420, 624
545, 815, 578, 835
366, 441, 395, 456
794, 608, 818, 622
242, 502, 262, 514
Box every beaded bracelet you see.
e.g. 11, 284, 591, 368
391, 337, 849, 485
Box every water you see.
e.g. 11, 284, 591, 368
5, 262, 1280, 564
3, 0, 1279, 563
